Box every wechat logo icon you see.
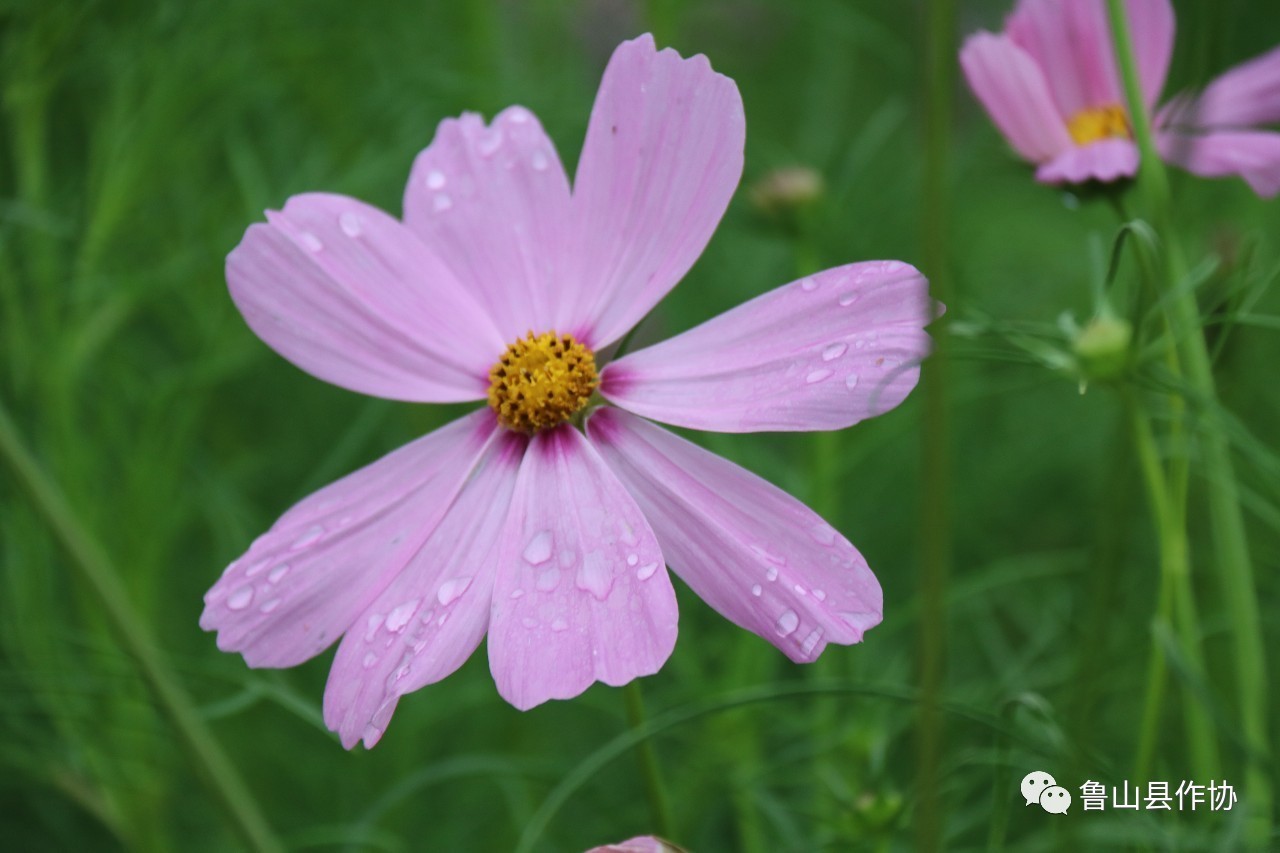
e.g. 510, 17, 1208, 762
1022, 770, 1070, 813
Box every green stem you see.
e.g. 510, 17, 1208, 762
622, 680, 672, 839
1108, 2, 1271, 844
0, 400, 283, 853
916, 1, 955, 850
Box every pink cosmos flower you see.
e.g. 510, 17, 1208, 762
960, 0, 1280, 195
586, 836, 682, 853
201, 34, 937, 749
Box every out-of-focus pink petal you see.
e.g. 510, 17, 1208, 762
1125, 0, 1175, 109
1035, 138, 1139, 183
403, 108, 573, 343
228, 194, 500, 402
200, 410, 498, 668
562, 34, 745, 349
322, 431, 526, 749
588, 409, 881, 663
1158, 129, 1280, 197
601, 262, 935, 433
1160, 46, 1280, 130
586, 837, 679, 853
488, 425, 678, 710
960, 32, 1073, 163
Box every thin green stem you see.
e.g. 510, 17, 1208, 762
622, 680, 672, 839
916, 1, 955, 851
0, 400, 283, 853
1109, 2, 1271, 844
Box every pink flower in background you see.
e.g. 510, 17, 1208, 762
961, 0, 1280, 195
586, 836, 682, 853
201, 34, 937, 749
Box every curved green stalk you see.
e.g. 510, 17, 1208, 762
1108, 2, 1271, 844
0, 400, 283, 853
622, 680, 672, 839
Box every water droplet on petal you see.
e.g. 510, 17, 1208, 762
436, 578, 471, 606
364, 613, 385, 642
291, 525, 323, 549
626, 553, 639, 567
618, 520, 638, 546
258, 597, 281, 614
508, 108, 530, 124
813, 589, 827, 601
551, 618, 568, 632
433, 193, 453, 212
339, 212, 361, 237
299, 231, 323, 252
822, 342, 848, 361
794, 584, 807, 595
766, 567, 779, 582
386, 599, 419, 631
838, 291, 858, 307
523, 531, 553, 564
801, 628, 824, 656
636, 562, 659, 581
810, 523, 838, 546
227, 586, 254, 611
531, 149, 549, 171
477, 128, 503, 156
751, 584, 762, 597
509, 588, 525, 599
577, 552, 613, 600
775, 609, 800, 637
806, 369, 833, 384
427, 169, 446, 189
845, 374, 860, 390
362, 652, 378, 669
800, 277, 818, 291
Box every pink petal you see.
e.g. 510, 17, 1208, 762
403, 107, 573, 343
959, 32, 1073, 163
1035, 138, 1139, 183
561, 34, 745, 349
322, 431, 526, 749
1161, 45, 1280, 130
487, 426, 678, 711
586, 837, 675, 853
228, 193, 501, 402
588, 409, 882, 663
1158, 129, 1280, 197
200, 410, 498, 668
1007, 0, 1171, 115
601, 262, 935, 433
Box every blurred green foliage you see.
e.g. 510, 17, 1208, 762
1, 0, 1278, 850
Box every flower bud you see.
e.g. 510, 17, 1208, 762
1073, 314, 1132, 381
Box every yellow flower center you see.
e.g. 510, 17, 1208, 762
487, 331, 599, 433
1067, 103, 1131, 146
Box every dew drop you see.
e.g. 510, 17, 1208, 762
433, 193, 453, 213
636, 562, 659, 581
436, 578, 471, 606
362, 652, 378, 669
775, 609, 800, 637
844, 374, 860, 390
258, 597, 281, 614
838, 291, 858, 307
810, 523, 838, 546
291, 525, 323, 549
364, 613, 385, 642
822, 342, 848, 362
806, 369, 833, 384
618, 520, 638, 546
577, 552, 613, 600
801, 628, 824, 656
299, 231, 323, 252
227, 586, 254, 611
813, 589, 827, 601
766, 567, 779, 582
509, 588, 525, 599
508, 107, 530, 124
386, 599, 419, 632
626, 553, 639, 567
751, 584, 762, 597
426, 169, 446, 189
800, 277, 818, 291
338, 212, 361, 237
551, 618, 568, 632
531, 149, 549, 171
524, 531, 553, 564
794, 584, 808, 595
477, 128, 503, 156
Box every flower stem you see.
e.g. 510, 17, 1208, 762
622, 680, 672, 838
1108, 1, 1271, 843
0, 399, 283, 853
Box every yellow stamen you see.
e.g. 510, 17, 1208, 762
487, 331, 599, 434
1067, 103, 1131, 146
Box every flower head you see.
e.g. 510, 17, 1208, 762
201, 34, 939, 749
961, 0, 1280, 195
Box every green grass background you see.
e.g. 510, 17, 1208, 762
2, 0, 1278, 850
